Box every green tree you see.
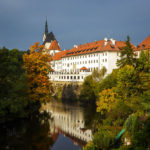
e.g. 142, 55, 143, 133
124, 113, 150, 149
117, 36, 136, 68
135, 50, 150, 73
80, 75, 96, 103
98, 69, 118, 92
116, 65, 138, 99
0, 47, 28, 123
80, 67, 107, 103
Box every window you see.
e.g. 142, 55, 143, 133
74, 76, 76, 79
78, 76, 80, 79
105, 59, 107, 62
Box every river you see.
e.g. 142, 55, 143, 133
0, 101, 97, 150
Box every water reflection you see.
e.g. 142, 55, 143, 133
0, 113, 54, 150
0, 101, 94, 150
42, 101, 93, 149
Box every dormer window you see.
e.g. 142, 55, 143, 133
142, 44, 145, 48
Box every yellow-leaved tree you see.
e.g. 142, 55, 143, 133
96, 88, 118, 114
23, 42, 53, 103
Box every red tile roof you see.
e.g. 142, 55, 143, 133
51, 39, 136, 61
137, 36, 150, 50
80, 67, 88, 70
52, 50, 68, 61
49, 40, 61, 50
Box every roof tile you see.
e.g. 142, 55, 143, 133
49, 40, 61, 50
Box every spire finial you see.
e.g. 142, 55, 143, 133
45, 18, 48, 35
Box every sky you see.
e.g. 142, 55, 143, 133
0, 0, 150, 51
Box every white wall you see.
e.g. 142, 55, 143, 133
61, 53, 100, 73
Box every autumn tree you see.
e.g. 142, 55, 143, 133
117, 36, 136, 68
96, 88, 118, 115
23, 42, 53, 103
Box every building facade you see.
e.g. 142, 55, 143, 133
43, 21, 149, 82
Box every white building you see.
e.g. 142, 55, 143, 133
42, 21, 149, 82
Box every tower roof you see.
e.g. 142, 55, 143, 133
45, 19, 48, 35
43, 32, 56, 45
49, 40, 61, 50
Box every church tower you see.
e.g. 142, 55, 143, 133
42, 19, 61, 55
43, 19, 56, 49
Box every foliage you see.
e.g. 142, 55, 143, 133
85, 45, 150, 149
98, 69, 118, 92
80, 67, 107, 103
85, 126, 119, 150
135, 50, 150, 73
0, 47, 28, 123
124, 113, 150, 149
116, 65, 138, 99
83, 141, 95, 150
117, 36, 136, 68
23, 42, 53, 103
96, 88, 118, 114
92, 67, 107, 82
80, 75, 96, 103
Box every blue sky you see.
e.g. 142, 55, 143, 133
0, 0, 150, 50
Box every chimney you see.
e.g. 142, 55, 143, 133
104, 37, 108, 46
74, 45, 78, 48
110, 38, 116, 45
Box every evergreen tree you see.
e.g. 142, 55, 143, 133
117, 36, 136, 68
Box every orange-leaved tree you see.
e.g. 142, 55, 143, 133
23, 42, 53, 103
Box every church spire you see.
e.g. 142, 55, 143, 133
45, 19, 48, 35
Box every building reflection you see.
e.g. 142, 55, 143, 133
42, 102, 93, 145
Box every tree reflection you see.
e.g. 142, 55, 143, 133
0, 111, 54, 150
